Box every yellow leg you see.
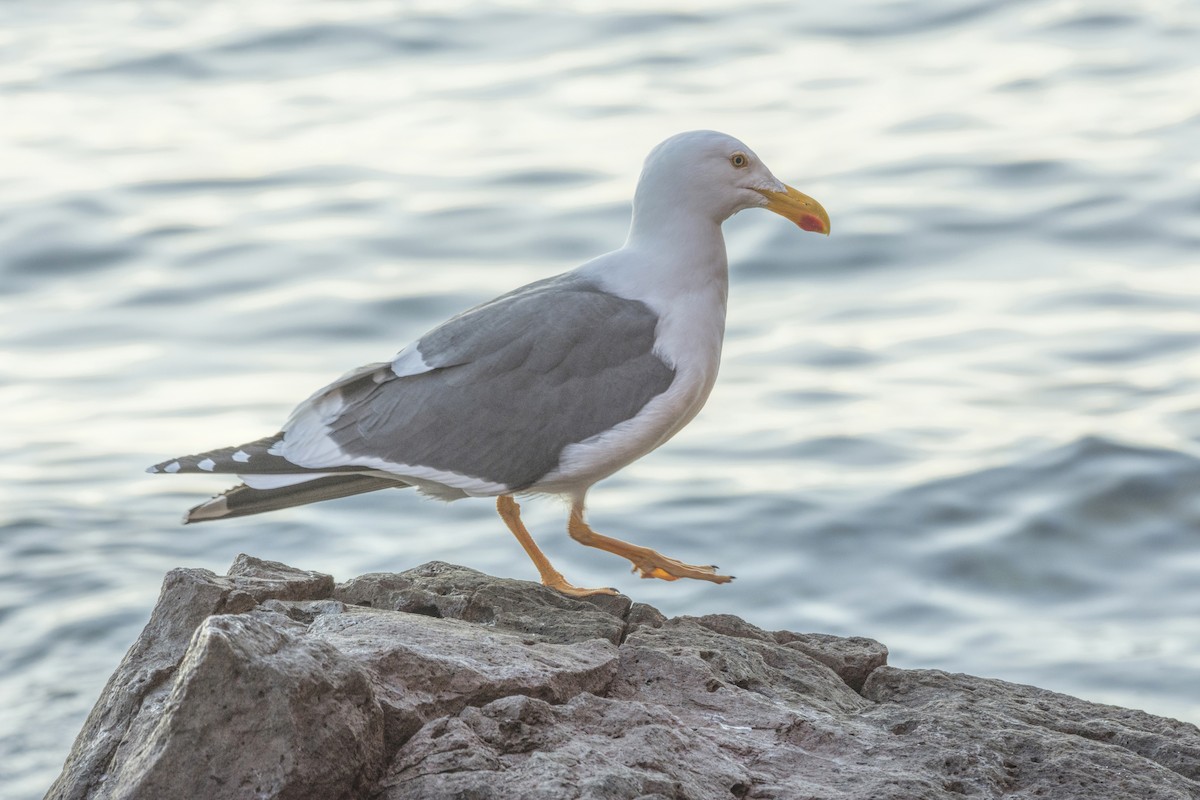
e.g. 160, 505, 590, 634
567, 502, 733, 584
496, 496, 618, 597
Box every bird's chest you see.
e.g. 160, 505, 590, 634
648, 287, 729, 435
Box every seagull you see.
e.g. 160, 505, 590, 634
148, 130, 830, 597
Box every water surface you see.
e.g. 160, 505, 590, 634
2, 2, 1199, 796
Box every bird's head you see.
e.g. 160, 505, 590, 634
634, 130, 830, 235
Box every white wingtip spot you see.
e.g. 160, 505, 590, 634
197, 458, 216, 472
146, 466, 159, 474
164, 461, 182, 474
232, 450, 251, 463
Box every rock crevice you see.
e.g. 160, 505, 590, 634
48, 557, 1200, 800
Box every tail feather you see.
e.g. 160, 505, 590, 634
147, 433, 359, 477
185, 474, 407, 523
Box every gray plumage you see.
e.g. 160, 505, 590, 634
155, 273, 675, 519
186, 475, 407, 523
148, 434, 356, 475
328, 274, 675, 489
149, 130, 829, 593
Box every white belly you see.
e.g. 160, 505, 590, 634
533, 280, 727, 500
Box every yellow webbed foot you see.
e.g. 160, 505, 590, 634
568, 505, 734, 586
632, 559, 733, 584
544, 577, 621, 598
498, 495, 622, 597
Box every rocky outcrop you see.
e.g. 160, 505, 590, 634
48, 556, 1200, 799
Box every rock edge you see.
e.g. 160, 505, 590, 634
47, 556, 1200, 800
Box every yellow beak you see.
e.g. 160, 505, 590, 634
755, 184, 831, 235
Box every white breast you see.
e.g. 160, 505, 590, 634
533, 240, 730, 500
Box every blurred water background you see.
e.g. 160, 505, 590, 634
2, 1, 1199, 795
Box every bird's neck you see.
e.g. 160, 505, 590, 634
623, 208, 730, 290
576, 213, 729, 361
626, 198, 726, 251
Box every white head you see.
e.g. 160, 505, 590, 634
631, 130, 830, 234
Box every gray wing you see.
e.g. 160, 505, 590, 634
286, 274, 676, 491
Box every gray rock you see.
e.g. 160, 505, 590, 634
334, 560, 630, 645
773, 629, 889, 693
861, 666, 1200, 797
48, 557, 1200, 800
379, 693, 753, 800
105, 611, 383, 800
612, 617, 872, 725
46, 556, 337, 800
306, 604, 619, 751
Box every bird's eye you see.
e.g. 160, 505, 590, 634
730, 153, 748, 168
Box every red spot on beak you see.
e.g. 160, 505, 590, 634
798, 214, 827, 233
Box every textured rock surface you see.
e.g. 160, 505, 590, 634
48, 557, 1200, 800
